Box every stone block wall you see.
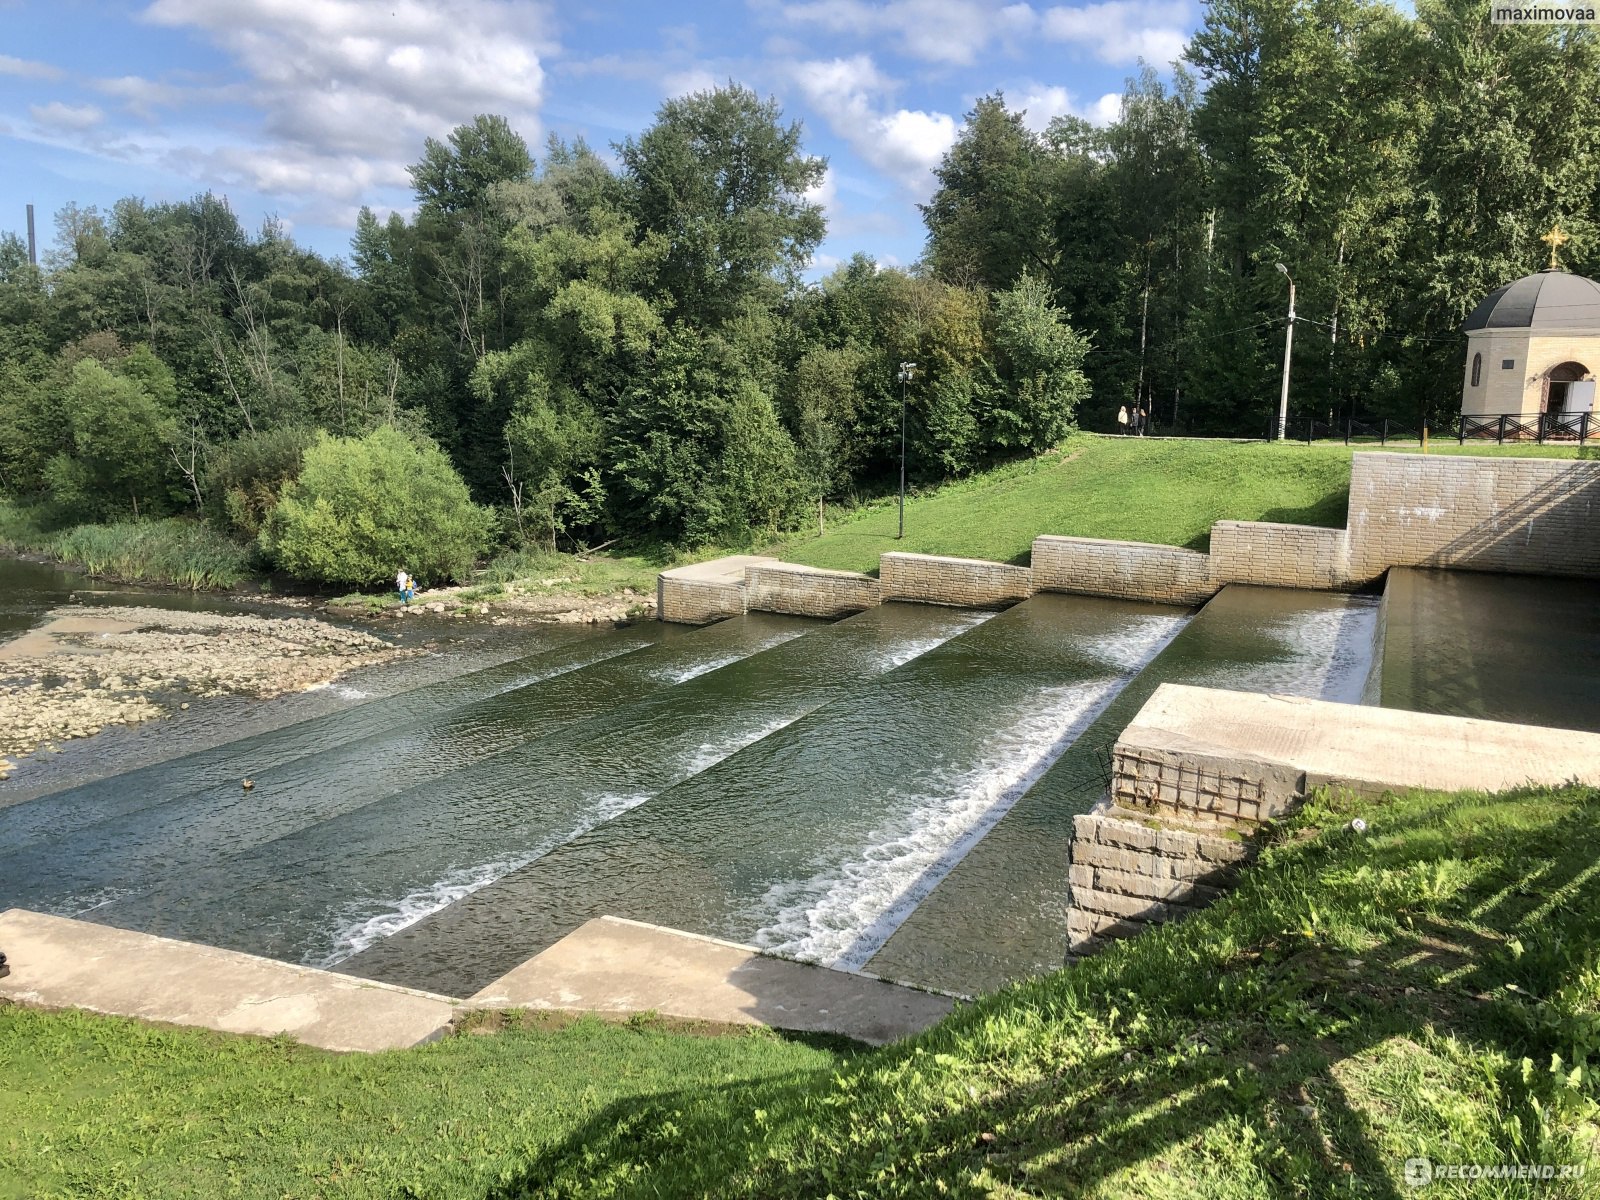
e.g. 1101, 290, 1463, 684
1109, 744, 1306, 827
744, 563, 881, 619
878, 552, 1034, 608
1066, 807, 1253, 954
656, 576, 745, 625
1346, 452, 1600, 583
1031, 535, 1216, 606
1210, 521, 1352, 590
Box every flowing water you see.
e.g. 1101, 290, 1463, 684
3, 551, 1583, 1001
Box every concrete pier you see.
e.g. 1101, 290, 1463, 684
1068, 683, 1600, 955
0, 909, 457, 1051
0, 910, 954, 1050
468, 916, 955, 1046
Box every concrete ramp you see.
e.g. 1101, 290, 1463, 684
469, 916, 956, 1045
0, 909, 456, 1052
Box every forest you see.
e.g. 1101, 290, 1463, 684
0, 0, 1594, 584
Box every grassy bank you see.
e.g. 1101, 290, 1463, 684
771, 434, 1586, 574
0, 501, 251, 590
5, 782, 1596, 1198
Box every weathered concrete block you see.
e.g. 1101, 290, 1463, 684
744, 563, 881, 619
878, 552, 1033, 608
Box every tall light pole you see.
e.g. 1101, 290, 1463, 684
1275, 262, 1296, 441
896, 362, 916, 539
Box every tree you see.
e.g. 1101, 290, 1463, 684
986, 275, 1092, 450
46, 357, 179, 520
621, 84, 826, 326
260, 425, 491, 586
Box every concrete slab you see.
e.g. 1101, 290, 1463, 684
658, 555, 779, 586
1122, 683, 1600, 799
468, 916, 956, 1045
0, 909, 457, 1052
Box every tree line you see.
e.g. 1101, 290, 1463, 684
928, 0, 1599, 437
0, 0, 1593, 583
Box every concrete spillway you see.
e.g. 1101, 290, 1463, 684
0, 563, 1589, 1005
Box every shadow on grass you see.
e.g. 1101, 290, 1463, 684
480, 785, 1600, 1199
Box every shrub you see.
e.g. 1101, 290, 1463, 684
259, 425, 492, 587
206, 425, 318, 538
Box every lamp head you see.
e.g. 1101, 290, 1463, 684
1276, 262, 1289, 276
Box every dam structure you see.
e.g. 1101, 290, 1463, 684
4, 449, 1600, 1030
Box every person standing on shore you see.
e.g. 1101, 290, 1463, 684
396, 568, 415, 604
1117, 405, 1129, 435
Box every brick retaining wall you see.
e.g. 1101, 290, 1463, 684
744, 563, 881, 619
1210, 521, 1352, 590
878, 552, 1034, 608
1031, 535, 1216, 606
1347, 452, 1600, 583
656, 576, 745, 625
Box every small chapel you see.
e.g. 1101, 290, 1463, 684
1460, 225, 1600, 423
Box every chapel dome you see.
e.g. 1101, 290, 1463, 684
1462, 269, 1600, 332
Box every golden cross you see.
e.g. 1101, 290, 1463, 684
1541, 222, 1569, 271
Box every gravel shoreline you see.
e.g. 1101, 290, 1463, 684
0, 605, 405, 777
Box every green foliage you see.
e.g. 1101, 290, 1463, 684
259, 425, 491, 586
205, 424, 318, 538
46, 519, 250, 588
986, 273, 1092, 449
46, 358, 179, 521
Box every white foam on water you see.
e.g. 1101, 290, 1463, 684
1089, 613, 1191, 673
310, 713, 807, 966
678, 713, 805, 776
865, 611, 995, 672
750, 681, 1116, 970
648, 653, 746, 684
1206, 600, 1379, 703
61, 885, 140, 916
312, 791, 651, 966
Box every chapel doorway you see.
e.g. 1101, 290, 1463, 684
1543, 361, 1591, 415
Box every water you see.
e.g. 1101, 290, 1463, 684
5, 551, 1580, 1002
0, 613, 814, 914
1374, 568, 1600, 731
863, 585, 1381, 995
337, 594, 1188, 995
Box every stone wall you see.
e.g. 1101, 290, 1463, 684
1210, 521, 1351, 590
744, 563, 881, 619
1346, 452, 1600, 583
1031, 535, 1216, 606
878, 552, 1034, 608
656, 576, 745, 625
1066, 807, 1253, 954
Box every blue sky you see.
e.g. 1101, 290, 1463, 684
0, 0, 1198, 272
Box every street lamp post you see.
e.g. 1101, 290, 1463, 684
1275, 262, 1296, 441
896, 362, 916, 539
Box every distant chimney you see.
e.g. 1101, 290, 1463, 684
26, 204, 36, 266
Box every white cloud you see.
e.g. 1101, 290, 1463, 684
1014, 84, 1122, 130
1039, 0, 1191, 66
805, 164, 838, 211
663, 67, 719, 98
770, 0, 1039, 66
790, 55, 955, 195
0, 54, 65, 80
137, 0, 552, 205
29, 101, 105, 132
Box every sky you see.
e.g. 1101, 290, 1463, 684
0, 0, 1198, 274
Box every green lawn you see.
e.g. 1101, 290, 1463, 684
767, 434, 1586, 575
5, 783, 1597, 1198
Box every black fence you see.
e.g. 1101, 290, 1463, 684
1459, 412, 1594, 444
1267, 417, 1421, 444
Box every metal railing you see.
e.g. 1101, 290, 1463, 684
1459, 412, 1593, 444
1270, 417, 1419, 444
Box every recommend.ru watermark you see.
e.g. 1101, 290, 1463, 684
1490, 3, 1598, 21
1405, 1157, 1587, 1187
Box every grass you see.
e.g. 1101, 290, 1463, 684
477, 546, 666, 596
3, 783, 1596, 1198
767, 433, 1587, 574
0, 500, 252, 590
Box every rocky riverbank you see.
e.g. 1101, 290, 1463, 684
0, 605, 403, 777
